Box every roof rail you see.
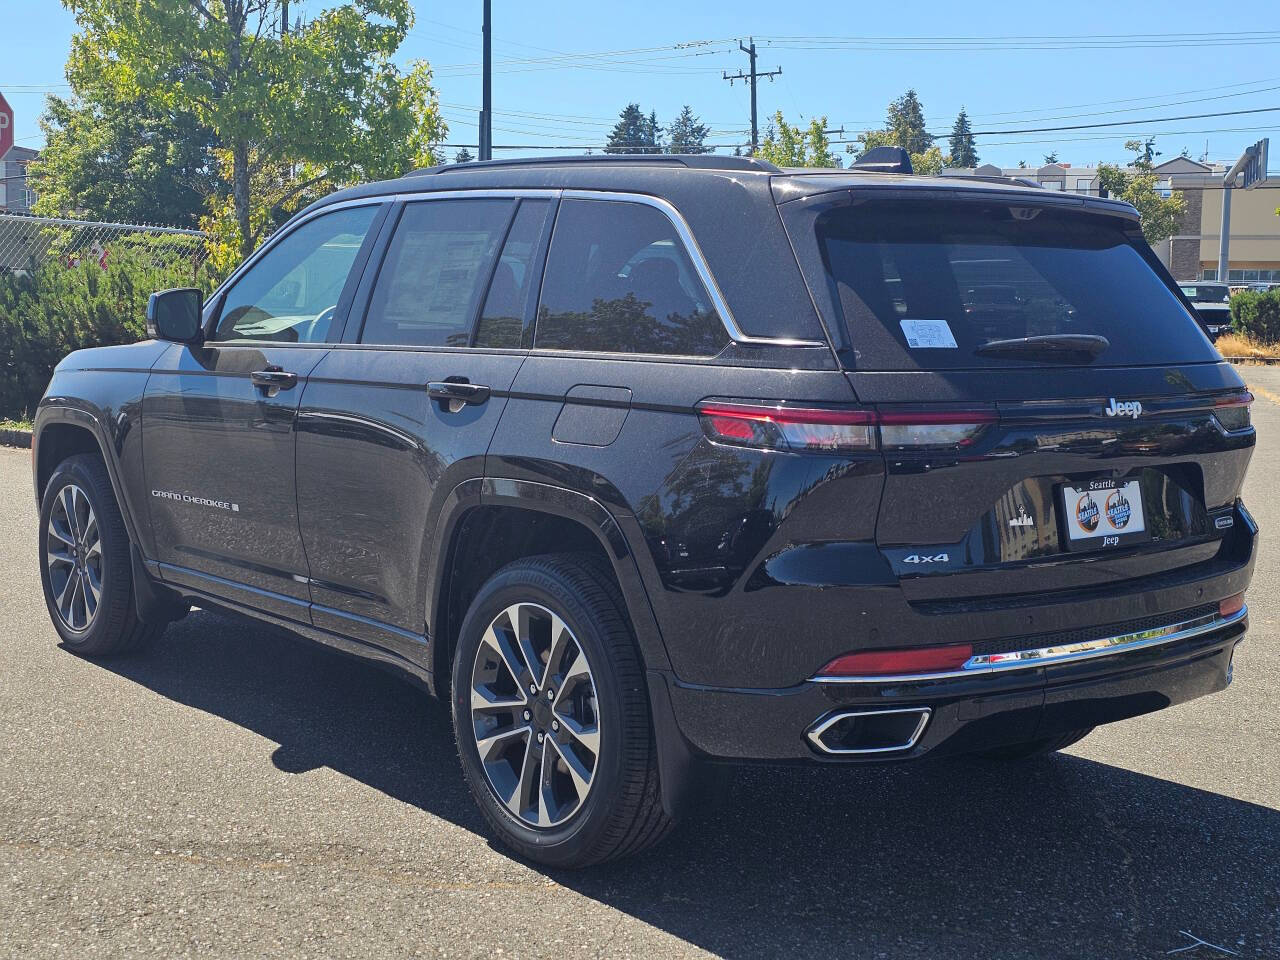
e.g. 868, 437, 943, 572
406, 154, 782, 177
936, 171, 1043, 189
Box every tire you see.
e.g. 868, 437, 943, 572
38, 453, 159, 657
452, 553, 673, 868
979, 727, 1094, 761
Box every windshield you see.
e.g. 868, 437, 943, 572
817, 200, 1216, 370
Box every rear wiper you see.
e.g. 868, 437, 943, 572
974, 334, 1110, 362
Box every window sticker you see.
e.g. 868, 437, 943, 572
899, 318, 958, 349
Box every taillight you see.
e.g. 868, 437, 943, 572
818, 643, 975, 678
696, 401, 996, 453
1212, 392, 1253, 433
697, 402, 876, 452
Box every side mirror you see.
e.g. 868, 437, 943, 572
146, 288, 204, 344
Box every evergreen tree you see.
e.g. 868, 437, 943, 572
886, 90, 933, 155
667, 105, 711, 154
605, 103, 660, 155
453, 148, 474, 164
1043, 151, 1059, 164
946, 108, 979, 168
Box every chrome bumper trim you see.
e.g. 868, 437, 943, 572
810, 606, 1248, 684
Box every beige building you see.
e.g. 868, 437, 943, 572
959, 156, 1280, 283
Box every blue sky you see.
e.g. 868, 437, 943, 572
5, 1, 1279, 170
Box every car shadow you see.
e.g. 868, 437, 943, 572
92, 608, 1278, 959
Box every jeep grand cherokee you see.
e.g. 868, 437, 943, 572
32, 151, 1255, 867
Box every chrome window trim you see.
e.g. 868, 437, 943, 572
809, 605, 1247, 684
805, 707, 932, 756
559, 189, 827, 349
208, 186, 826, 350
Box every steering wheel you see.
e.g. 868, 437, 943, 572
301, 304, 337, 343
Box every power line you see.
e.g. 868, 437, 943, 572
940, 105, 1280, 138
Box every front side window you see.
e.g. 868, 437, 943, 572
360, 198, 513, 347
535, 199, 726, 356
215, 205, 379, 343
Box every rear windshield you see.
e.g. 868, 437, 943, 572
817, 201, 1216, 370
1180, 284, 1230, 303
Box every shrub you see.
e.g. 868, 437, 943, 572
1230, 289, 1280, 345
0, 245, 219, 419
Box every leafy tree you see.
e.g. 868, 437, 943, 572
1096, 140, 1186, 244
667, 105, 711, 155
947, 108, 978, 168
605, 103, 661, 155
453, 147, 474, 164
1043, 151, 1059, 164
30, 94, 219, 228
756, 112, 837, 167
62, 0, 445, 260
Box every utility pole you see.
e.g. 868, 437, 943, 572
280, 0, 288, 35
479, 0, 492, 161
722, 38, 780, 155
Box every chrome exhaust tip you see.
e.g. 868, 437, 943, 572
806, 707, 931, 756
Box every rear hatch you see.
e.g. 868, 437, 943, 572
788, 190, 1255, 605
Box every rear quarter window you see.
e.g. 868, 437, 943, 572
534, 199, 727, 357
818, 200, 1217, 370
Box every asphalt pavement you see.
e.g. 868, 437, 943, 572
4, 371, 1280, 959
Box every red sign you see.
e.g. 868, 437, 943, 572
0, 91, 12, 160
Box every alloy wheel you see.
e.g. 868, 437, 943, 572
46, 483, 103, 633
469, 602, 601, 828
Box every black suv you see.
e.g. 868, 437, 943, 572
33, 153, 1256, 867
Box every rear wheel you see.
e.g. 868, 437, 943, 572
980, 727, 1093, 761
452, 553, 673, 867
38, 454, 158, 657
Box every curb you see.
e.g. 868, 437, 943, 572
0, 429, 32, 449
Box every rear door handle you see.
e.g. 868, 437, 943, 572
427, 381, 490, 407
251, 367, 298, 396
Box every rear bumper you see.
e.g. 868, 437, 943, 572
664, 605, 1247, 762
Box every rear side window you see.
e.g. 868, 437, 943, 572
818, 201, 1217, 370
361, 198, 512, 347
535, 199, 726, 356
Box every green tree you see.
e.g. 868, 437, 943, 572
30, 93, 219, 228
63, 0, 445, 259
605, 103, 661, 155
755, 112, 837, 167
886, 89, 932, 156
947, 108, 978, 168
1043, 151, 1059, 164
453, 147, 474, 164
667, 105, 711, 155
1096, 139, 1187, 245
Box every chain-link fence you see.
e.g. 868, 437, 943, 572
0, 213, 207, 276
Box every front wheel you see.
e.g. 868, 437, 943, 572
452, 554, 673, 868
38, 454, 158, 657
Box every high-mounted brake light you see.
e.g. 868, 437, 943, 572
1212, 392, 1253, 433
696, 401, 996, 453
818, 643, 975, 678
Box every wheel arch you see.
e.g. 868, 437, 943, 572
428, 477, 673, 698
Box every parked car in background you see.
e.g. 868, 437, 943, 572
32, 152, 1255, 867
1180, 281, 1234, 341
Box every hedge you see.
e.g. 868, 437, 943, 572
0, 246, 218, 420
1230, 289, 1280, 346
